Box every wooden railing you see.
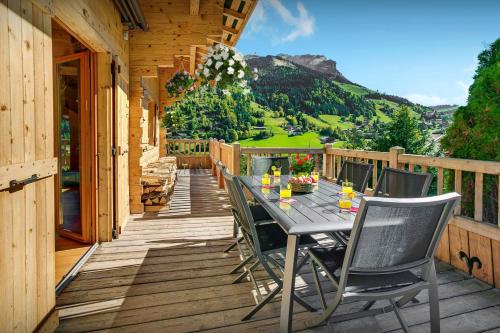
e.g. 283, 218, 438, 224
208, 139, 500, 286
166, 139, 211, 168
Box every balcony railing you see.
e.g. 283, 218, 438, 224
193, 138, 500, 285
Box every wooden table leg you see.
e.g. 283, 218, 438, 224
280, 234, 299, 333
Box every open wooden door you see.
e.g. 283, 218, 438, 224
54, 51, 94, 244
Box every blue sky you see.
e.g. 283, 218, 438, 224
237, 0, 500, 106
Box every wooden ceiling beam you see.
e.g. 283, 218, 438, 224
190, 0, 200, 15
222, 26, 239, 36
223, 8, 246, 20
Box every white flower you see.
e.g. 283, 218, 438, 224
215, 61, 223, 70
228, 59, 235, 66
237, 69, 245, 79
197, 63, 203, 70
241, 60, 247, 68
243, 88, 251, 95
213, 54, 221, 61
253, 74, 259, 80
239, 80, 247, 88
227, 67, 234, 75
233, 53, 243, 61
221, 51, 229, 60
222, 89, 230, 95
214, 44, 221, 50
206, 58, 213, 67
215, 73, 222, 82
203, 67, 210, 77
195, 71, 200, 78
253, 68, 258, 73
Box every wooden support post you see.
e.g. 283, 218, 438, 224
323, 144, 333, 179
454, 169, 462, 215
389, 146, 405, 169
232, 142, 241, 176
246, 154, 252, 176
474, 172, 483, 222
437, 167, 444, 195
218, 140, 224, 189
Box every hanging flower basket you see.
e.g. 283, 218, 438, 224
196, 44, 258, 94
165, 71, 196, 98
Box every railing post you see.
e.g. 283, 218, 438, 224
232, 142, 241, 176
323, 143, 333, 179
218, 139, 225, 189
389, 146, 405, 169
246, 153, 252, 176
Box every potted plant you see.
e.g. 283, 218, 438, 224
165, 71, 196, 97
290, 154, 314, 176
196, 44, 257, 94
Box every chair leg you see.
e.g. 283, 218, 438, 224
229, 253, 254, 274
232, 259, 259, 284
223, 235, 243, 253
242, 284, 282, 321
311, 261, 327, 311
428, 262, 441, 333
390, 299, 410, 333
293, 294, 317, 312
360, 300, 376, 312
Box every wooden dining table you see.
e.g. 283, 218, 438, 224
239, 175, 362, 333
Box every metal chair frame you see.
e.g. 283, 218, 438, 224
335, 160, 373, 194
222, 168, 318, 321
307, 193, 460, 332
374, 167, 433, 198
250, 156, 291, 176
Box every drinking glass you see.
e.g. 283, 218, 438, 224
338, 193, 352, 212
280, 182, 292, 200
272, 166, 281, 178
341, 180, 353, 194
311, 171, 319, 182
261, 173, 270, 186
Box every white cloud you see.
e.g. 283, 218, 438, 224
404, 94, 449, 106
267, 0, 315, 42
404, 81, 471, 106
248, 1, 266, 34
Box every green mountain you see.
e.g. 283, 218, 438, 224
239, 54, 434, 147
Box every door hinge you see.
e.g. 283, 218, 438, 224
112, 147, 117, 156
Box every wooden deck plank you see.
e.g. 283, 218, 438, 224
56, 170, 500, 333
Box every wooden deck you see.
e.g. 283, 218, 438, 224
56, 170, 500, 333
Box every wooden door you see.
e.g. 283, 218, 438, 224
54, 51, 94, 243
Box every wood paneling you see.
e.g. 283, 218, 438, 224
492, 240, 500, 288
0, 1, 55, 331
469, 231, 494, 285
448, 224, 469, 273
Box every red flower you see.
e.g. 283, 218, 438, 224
297, 159, 303, 165
303, 156, 309, 161
295, 154, 300, 160
308, 154, 313, 159
289, 167, 294, 172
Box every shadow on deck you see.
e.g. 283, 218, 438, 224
56, 170, 500, 332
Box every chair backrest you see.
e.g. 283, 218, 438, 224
250, 156, 290, 176
338, 193, 459, 288
336, 160, 373, 193
374, 167, 432, 198
221, 169, 260, 250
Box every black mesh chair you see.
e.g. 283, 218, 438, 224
250, 156, 291, 176
374, 167, 433, 198
306, 193, 460, 332
335, 160, 373, 194
222, 168, 319, 320
216, 160, 273, 260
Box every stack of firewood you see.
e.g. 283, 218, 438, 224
141, 157, 177, 212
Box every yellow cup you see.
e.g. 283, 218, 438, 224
339, 198, 352, 210
280, 188, 292, 199
262, 173, 270, 186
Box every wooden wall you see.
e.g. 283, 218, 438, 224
0, 1, 56, 332
128, 0, 224, 213
1, 0, 130, 330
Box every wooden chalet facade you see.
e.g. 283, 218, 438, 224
0, 0, 256, 332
